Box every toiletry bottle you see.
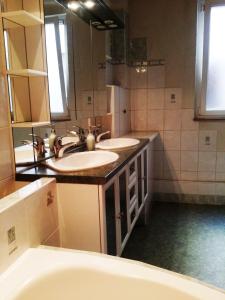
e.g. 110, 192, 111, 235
86, 118, 95, 151
49, 128, 56, 152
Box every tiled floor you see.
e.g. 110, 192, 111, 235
122, 202, 225, 290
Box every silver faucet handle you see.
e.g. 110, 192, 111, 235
73, 125, 86, 142
27, 134, 46, 157
29, 133, 44, 145
96, 131, 111, 143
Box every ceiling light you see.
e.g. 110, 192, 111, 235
68, 1, 80, 11
108, 24, 118, 28
104, 20, 114, 25
97, 25, 106, 29
84, 0, 95, 9
92, 21, 101, 25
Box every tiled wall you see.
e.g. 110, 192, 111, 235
128, 0, 225, 201
0, 50, 14, 198
0, 178, 59, 274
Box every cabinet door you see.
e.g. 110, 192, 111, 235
105, 182, 117, 256
119, 170, 128, 245
137, 154, 143, 209
143, 147, 148, 200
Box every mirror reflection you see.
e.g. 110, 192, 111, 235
13, 0, 128, 168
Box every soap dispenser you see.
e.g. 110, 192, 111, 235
49, 128, 56, 152
86, 118, 95, 151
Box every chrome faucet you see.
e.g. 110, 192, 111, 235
96, 131, 111, 143
53, 136, 76, 158
73, 125, 86, 142
21, 134, 46, 158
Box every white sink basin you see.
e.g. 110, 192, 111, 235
45, 150, 119, 172
96, 138, 140, 150
15, 145, 34, 165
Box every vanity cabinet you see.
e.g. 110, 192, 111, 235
57, 144, 150, 256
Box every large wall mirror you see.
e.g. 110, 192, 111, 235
12, 0, 127, 168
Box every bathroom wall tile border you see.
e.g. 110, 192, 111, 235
153, 193, 225, 205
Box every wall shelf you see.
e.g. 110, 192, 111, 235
7, 69, 47, 77
12, 121, 51, 128
1, 10, 43, 27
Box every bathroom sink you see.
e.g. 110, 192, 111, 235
96, 138, 140, 150
45, 150, 119, 172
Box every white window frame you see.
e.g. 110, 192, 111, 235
45, 15, 70, 121
195, 0, 225, 119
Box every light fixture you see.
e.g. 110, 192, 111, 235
84, 0, 95, 9
104, 20, 114, 25
135, 62, 148, 74
68, 1, 80, 11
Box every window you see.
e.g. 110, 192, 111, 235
45, 16, 70, 120
196, 0, 225, 119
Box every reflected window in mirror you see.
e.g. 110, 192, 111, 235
45, 15, 70, 120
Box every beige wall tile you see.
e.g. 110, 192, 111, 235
134, 110, 147, 130
147, 88, 165, 110
163, 169, 181, 180
180, 181, 198, 195
198, 172, 216, 182
198, 152, 216, 172
164, 150, 181, 171
215, 183, 225, 195
148, 66, 165, 88
147, 110, 164, 131
181, 151, 198, 172
181, 130, 199, 151
181, 109, 199, 130
164, 130, 181, 150
130, 89, 147, 111
216, 173, 225, 181
198, 182, 215, 195
216, 130, 225, 151
181, 171, 198, 181
165, 88, 182, 110
216, 152, 225, 173
153, 151, 164, 179
164, 110, 182, 130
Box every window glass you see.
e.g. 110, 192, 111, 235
45, 23, 64, 114
205, 5, 225, 112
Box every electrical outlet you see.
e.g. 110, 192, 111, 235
205, 136, 211, 145
8, 226, 17, 255
8, 226, 16, 245
87, 96, 92, 105
170, 94, 176, 103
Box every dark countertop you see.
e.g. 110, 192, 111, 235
16, 139, 149, 185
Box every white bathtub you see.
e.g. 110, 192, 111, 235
0, 248, 224, 300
